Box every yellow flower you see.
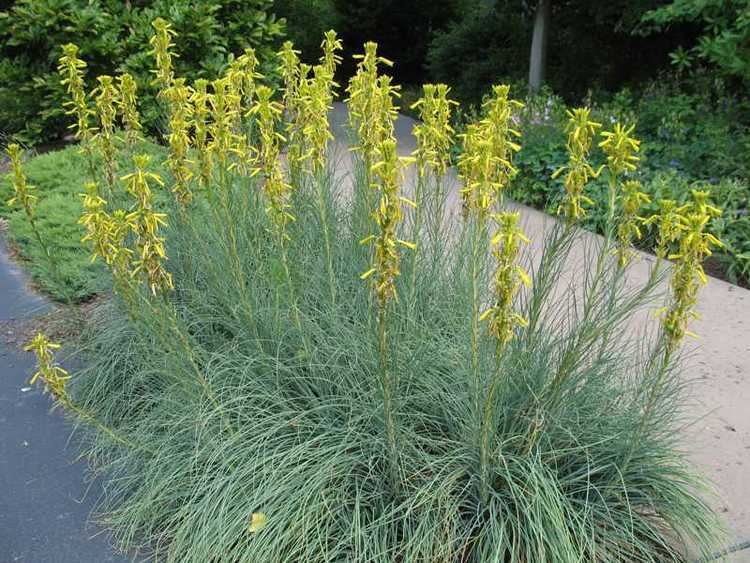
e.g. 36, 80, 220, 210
24, 333, 71, 397
117, 73, 142, 145
599, 122, 640, 176
93, 75, 119, 187
6, 144, 37, 219
278, 41, 302, 116
346, 42, 397, 161
660, 201, 722, 354
164, 78, 194, 205
248, 85, 284, 177
411, 83, 458, 177
457, 85, 523, 220
57, 43, 94, 143
190, 79, 213, 188
553, 108, 602, 222
646, 199, 688, 259
480, 212, 531, 350
122, 155, 173, 295
248, 512, 267, 534
209, 77, 240, 169
360, 138, 415, 306
149, 18, 177, 94
616, 180, 650, 267
320, 30, 343, 79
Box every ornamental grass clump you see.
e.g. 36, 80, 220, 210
17, 22, 727, 563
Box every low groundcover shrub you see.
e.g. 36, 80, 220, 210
15, 23, 725, 562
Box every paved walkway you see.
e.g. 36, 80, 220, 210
0, 237, 128, 562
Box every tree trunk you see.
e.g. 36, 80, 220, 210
528, 0, 551, 94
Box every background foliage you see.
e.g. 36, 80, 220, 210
0, 0, 284, 144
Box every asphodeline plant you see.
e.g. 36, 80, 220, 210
117, 73, 142, 145
93, 75, 119, 191
79, 182, 136, 287
480, 84, 523, 206
190, 79, 213, 189
599, 122, 641, 230
121, 155, 173, 295
6, 144, 61, 286
648, 199, 689, 260
149, 18, 177, 95
57, 43, 97, 178
478, 211, 531, 503
249, 85, 284, 179
411, 84, 457, 180
660, 197, 723, 358
616, 180, 650, 267
409, 83, 457, 304
360, 136, 415, 490
25, 332, 148, 452
57, 43, 94, 144
278, 41, 302, 119
164, 78, 194, 206
552, 108, 602, 223
346, 42, 395, 186
320, 29, 343, 78
25, 333, 71, 397
208, 77, 240, 181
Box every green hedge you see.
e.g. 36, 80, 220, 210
0, 0, 285, 145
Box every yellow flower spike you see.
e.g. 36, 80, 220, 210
278, 41, 302, 116
121, 154, 164, 209
291, 64, 337, 174
263, 160, 296, 241
320, 30, 343, 79
24, 333, 71, 397
457, 125, 497, 221
481, 84, 524, 200
346, 42, 397, 162
248, 85, 284, 177
360, 137, 414, 306
690, 189, 722, 218
227, 48, 263, 113
57, 43, 95, 143
117, 73, 142, 145
411, 83, 458, 178
599, 122, 640, 176
208, 77, 240, 169
121, 154, 172, 293
6, 144, 37, 219
190, 79, 213, 188
661, 208, 723, 355
646, 199, 688, 260
554, 108, 602, 222
92, 75, 119, 187
616, 180, 651, 267
164, 78, 194, 205
79, 181, 111, 263
149, 18, 178, 95
481, 212, 531, 350
229, 134, 257, 177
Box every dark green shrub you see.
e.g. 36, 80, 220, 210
0, 0, 285, 144
273, 0, 339, 66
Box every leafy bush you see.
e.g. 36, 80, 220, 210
641, 0, 750, 83
0, 0, 285, 144
273, 0, 340, 65
14, 26, 725, 561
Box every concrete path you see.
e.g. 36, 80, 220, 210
331, 103, 750, 560
0, 236, 129, 563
